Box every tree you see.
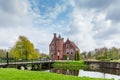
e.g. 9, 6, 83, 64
95, 47, 108, 60
74, 51, 80, 61
10, 36, 39, 60
108, 47, 118, 60
39, 53, 50, 60
87, 51, 93, 59
63, 55, 67, 60
80, 51, 87, 60
0, 49, 6, 58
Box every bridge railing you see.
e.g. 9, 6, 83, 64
0, 51, 52, 65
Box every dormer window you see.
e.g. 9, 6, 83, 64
66, 44, 70, 48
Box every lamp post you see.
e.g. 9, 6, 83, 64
0, 50, 3, 63
6, 47, 11, 65
6, 51, 9, 65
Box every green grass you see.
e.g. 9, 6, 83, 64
0, 68, 112, 80
52, 61, 87, 70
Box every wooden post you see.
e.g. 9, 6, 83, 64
32, 64, 35, 70
6, 52, 9, 65
40, 63, 42, 70
48, 63, 50, 69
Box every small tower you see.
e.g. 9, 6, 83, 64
49, 33, 64, 60
58, 34, 61, 39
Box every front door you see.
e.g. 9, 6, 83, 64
58, 56, 59, 60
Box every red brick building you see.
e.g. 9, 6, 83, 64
49, 33, 79, 60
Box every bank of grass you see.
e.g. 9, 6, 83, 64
52, 61, 87, 70
0, 68, 112, 80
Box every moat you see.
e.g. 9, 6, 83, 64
44, 68, 120, 80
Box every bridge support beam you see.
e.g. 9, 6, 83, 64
0, 61, 54, 70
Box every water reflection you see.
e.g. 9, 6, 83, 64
79, 70, 105, 78
105, 74, 120, 80
49, 68, 120, 80
79, 70, 120, 80
86, 68, 120, 75
50, 68, 79, 76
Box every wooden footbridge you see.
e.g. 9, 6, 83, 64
0, 61, 54, 70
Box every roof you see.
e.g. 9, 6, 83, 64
70, 41, 79, 51
70, 41, 79, 50
49, 34, 64, 46
65, 39, 79, 51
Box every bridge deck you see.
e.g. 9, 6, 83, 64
0, 61, 54, 66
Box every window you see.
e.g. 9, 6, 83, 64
66, 44, 70, 48
70, 49, 73, 54
66, 49, 69, 54
67, 52, 69, 54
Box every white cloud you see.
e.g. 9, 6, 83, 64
65, 0, 120, 52
0, 0, 53, 53
0, 26, 52, 53
68, 9, 96, 51
0, 0, 32, 27
30, 0, 67, 25
49, 3, 67, 19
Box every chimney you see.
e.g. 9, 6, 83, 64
54, 33, 56, 38
62, 38, 64, 42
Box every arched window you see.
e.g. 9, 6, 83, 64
70, 49, 73, 54
66, 49, 69, 54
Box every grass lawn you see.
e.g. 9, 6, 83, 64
0, 68, 112, 80
52, 61, 87, 70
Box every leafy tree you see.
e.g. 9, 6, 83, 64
80, 51, 87, 60
0, 49, 13, 59
63, 55, 67, 60
108, 47, 118, 60
0, 49, 6, 58
39, 53, 50, 60
87, 51, 93, 59
74, 51, 80, 61
74, 47, 120, 60
95, 47, 108, 60
10, 36, 39, 60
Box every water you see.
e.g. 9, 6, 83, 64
49, 68, 120, 80
79, 70, 120, 80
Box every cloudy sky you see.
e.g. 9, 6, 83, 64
0, 0, 120, 54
